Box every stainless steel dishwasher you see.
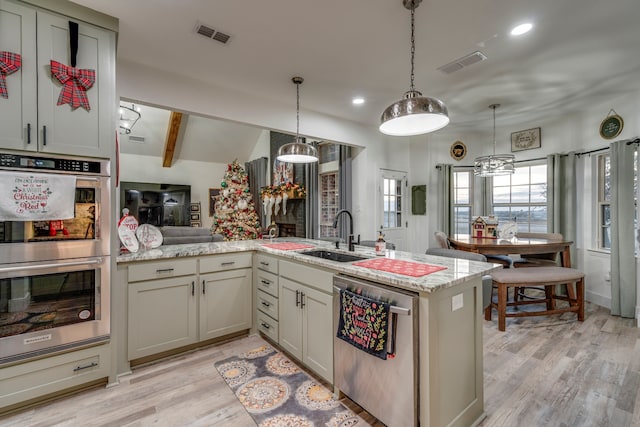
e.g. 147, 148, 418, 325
333, 274, 419, 427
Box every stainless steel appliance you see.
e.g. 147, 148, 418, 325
333, 274, 419, 427
0, 151, 110, 364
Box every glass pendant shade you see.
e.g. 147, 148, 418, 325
473, 104, 515, 177
379, 90, 449, 136
276, 76, 318, 163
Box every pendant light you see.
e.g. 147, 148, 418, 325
379, 0, 449, 136
276, 76, 318, 163
473, 104, 515, 177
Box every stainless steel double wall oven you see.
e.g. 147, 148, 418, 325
0, 151, 111, 365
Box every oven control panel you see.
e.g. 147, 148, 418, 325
0, 153, 101, 174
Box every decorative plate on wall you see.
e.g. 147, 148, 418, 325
600, 110, 623, 139
450, 141, 467, 161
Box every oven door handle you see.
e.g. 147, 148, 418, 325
0, 258, 103, 273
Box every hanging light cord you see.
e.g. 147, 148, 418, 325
409, 2, 416, 92
492, 105, 496, 155
296, 80, 300, 142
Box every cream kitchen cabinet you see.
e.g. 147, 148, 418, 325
127, 254, 253, 361
199, 253, 252, 341
127, 258, 198, 360
0, 0, 115, 158
278, 260, 333, 383
254, 254, 279, 341
0, 343, 110, 410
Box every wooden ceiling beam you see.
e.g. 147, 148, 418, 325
162, 111, 183, 167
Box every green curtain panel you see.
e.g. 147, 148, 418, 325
547, 152, 577, 263
610, 140, 637, 318
436, 164, 453, 236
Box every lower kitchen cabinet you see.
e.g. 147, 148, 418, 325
200, 268, 252, 341
128, 274, 198, 360
279, 277, 333, 383
0, 343, 110, 410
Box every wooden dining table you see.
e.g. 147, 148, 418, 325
448, 234, 574, 268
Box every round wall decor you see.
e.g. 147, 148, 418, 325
450, 141, 467, 161
600, 110, 623, 139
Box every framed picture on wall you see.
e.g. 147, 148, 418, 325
273, 159, 293, 186
209, 188, 220, 216
511, 127, 541, 152
191, 221, 201, 228
190, 202, 200, 212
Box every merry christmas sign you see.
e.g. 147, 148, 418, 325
0, 171, 76, 221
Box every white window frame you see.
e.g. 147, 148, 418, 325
452, 169, 474, 235
491, 161, 548, 233
596, 152, 611, 251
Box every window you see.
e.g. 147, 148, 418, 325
318, 143, 340, 239
597, 153, 611, 250
492, 163, 547, 232
453, 170, 473, 234
382, 176, 403, 228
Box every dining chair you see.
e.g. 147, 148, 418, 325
425, 247, 493, 309
512, 232, 564, 268
435, 231, 513, 268
512, 232, 564, 301
434, 231, 450, 249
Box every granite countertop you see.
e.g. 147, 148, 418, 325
117, 238, 501, 293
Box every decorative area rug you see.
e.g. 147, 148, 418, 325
261, 242, 315, 251
215, 344, 369, 426
352, 257, 447, 277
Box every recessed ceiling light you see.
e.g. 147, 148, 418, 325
352, 97, 365, 105
511, 22, 533, 36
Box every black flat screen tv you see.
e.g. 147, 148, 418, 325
120, 181, 191, 227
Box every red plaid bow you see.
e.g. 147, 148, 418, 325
50, 60, 95, 111
0, 51, 22, 99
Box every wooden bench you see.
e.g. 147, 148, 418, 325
485, 266, 585, 331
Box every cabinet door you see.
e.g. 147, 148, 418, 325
301, 284, 333, 383
36, 11, 115, 158
0, 0, 37, 151
128, 275, 198, 360
278, 277, 303, 360
200, 268, 252, 341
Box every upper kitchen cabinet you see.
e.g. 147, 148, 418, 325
0, 0, 116, 158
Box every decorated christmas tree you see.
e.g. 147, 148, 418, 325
211, 160, 261, 241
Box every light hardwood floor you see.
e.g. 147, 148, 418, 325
1, 302, 638, 426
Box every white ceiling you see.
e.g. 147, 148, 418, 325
73, 0, 640, 160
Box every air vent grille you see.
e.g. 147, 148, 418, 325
128, 135, 146, 143
194, 22, 231, 44
438, 51, 487, 74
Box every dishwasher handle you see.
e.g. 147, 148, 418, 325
333, 285, 411, 316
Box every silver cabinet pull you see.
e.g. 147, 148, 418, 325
260, 322, 271, 329
156, 268, 174, 273
73, 361, 98, 372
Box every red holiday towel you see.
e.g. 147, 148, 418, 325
352, 258, 447, 277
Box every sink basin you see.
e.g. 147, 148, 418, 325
300, 249, 369, 263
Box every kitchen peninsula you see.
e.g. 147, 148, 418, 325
115, 238, 500, 427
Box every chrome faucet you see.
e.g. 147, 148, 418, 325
333, 209, 355, 251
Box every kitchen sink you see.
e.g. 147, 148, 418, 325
300, 250, 369, 263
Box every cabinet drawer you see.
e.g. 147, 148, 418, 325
256, 270, 278, 297
255, 254, 278, 274
200, 253, 252, 274
128, 258, 197, 283
279, 260, 334, 293
257, 289, 278, 320
0, 344, 109, 409
257, 311, 279, 342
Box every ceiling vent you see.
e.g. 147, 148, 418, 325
128, 135, 146, 144
437, 51, 487, 74
194, 22, 231, 44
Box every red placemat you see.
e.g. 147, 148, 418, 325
261, 242, 315, 251
352, 258, 447, 277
